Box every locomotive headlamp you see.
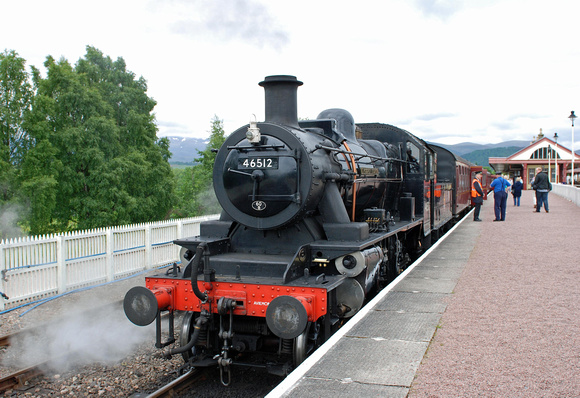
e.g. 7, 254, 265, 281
246, 115, 261, 144
266, 296, 309, 339
335, 251, 366, 277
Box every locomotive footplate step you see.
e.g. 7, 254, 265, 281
266, 214, 480, 397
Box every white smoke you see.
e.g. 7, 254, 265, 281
0, 203, 26, 240
198, 185, 222, 215
2, 298, 157, 373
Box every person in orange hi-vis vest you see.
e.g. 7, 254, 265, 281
471, 171, 484, 221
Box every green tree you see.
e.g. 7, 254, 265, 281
0, 50, 34, 238
172, 115, 226, 217
19, 47, 174, 234
191, 115, 226, 215
0, 50, 33, 170
172, 166, 197, 217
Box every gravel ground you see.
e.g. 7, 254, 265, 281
409, 190, 580, 397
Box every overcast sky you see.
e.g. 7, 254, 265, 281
3, 0, 580, 150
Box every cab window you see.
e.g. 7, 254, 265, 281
406, 142, 420, 173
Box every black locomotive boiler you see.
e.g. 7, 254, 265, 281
123, 75, 474, 384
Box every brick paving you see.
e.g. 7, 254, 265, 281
409, 190, 580, 397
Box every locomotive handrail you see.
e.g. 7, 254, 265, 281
226, 144, 285, 151
189, 243, 209, 303
313, 144, 405, 163
227, 168, 253, 177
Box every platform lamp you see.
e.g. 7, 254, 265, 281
569, 111, 577, 185
548, 145, 551, 182
554, 132, 558, 183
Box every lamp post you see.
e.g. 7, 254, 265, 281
554, 132, 558, 183
548, 145, 551, 182
570, 111, 577, 185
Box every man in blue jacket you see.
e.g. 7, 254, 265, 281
489, 174, 511, 221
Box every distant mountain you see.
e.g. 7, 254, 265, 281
461, 146, 525, 166
428, 140, 530, 166
165, 136, 208, 164
428, 140, 530, 156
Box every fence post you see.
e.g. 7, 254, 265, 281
177, 219, 183, 239
106, 229, 114, 282
145, 223, 152, 269
176, 219, 183, 259
0, 240, 6, 311
57, 235, 66, 294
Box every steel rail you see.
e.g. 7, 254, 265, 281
131, 368, 203, 398
0, 363, 44, 392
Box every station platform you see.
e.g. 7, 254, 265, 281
267, 190, 579, 398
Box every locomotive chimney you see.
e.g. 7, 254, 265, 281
259, 75, 303, 128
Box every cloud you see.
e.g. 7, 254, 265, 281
490, 121, 516, 131
157, 120, 197, 137
168, 0, 290, 50
412, 0, 465, 19
416, 112, 457, 122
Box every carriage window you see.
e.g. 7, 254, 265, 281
430, 152, 436, 180
406, 142, 420, 173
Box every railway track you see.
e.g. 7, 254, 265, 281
0, 333, 11, 347
131, 368, 205, 398
0, 362, 45, 393
0, 327, 48, 393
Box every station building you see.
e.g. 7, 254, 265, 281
489, 129, 580, 189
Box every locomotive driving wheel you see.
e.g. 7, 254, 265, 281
293, 324, 309, 366
293, 321, 321, 367
180, 312, 207, 362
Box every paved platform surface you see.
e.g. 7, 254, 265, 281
268, 190, 580, 397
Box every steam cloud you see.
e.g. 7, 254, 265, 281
0, 203, 26, 240
2, 297, 157, 374
198, 185, 222, 215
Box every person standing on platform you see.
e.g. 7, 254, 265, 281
471, 171, 484, 221
489, 173, 511, 221
512, 177, 523, 206
532, 167, 552, 213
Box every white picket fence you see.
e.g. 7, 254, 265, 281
0, 215, 219, 310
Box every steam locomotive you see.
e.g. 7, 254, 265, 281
123, 75, 478, 384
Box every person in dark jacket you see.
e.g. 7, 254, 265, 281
471, 171, 484, 221
512, 177, 524, 206
532, 167, 552, 213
